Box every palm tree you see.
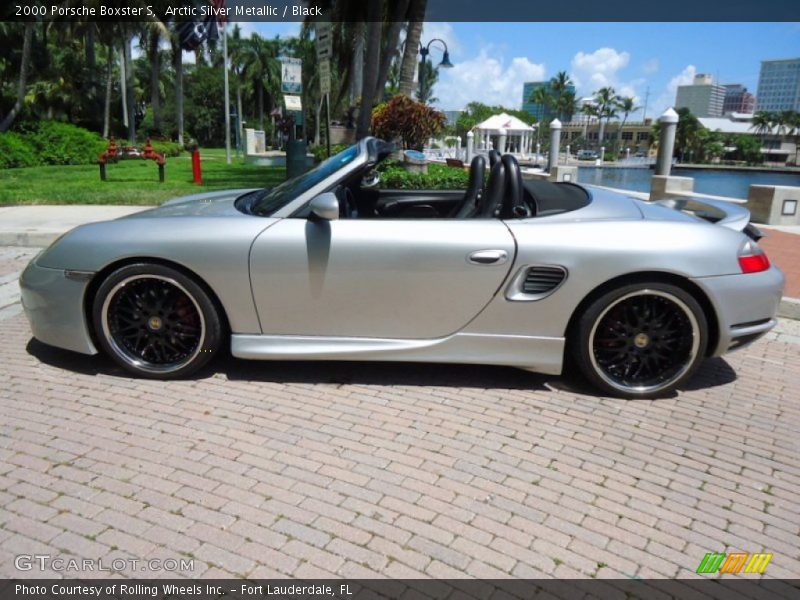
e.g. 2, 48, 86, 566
170, 36, 184, 145
242, 34, 280, 131
374, 0, 410, 101
0, 21, 34, 132
228, 25, 247, 150
415, 59, 438, 105
580, 102, 598, 139
549, 71, 574, 121
529, 85, 554, 122
558, 90, 577, 122
398, 0, 427, 97
593, 86, 619, 151
615, 96, 640, 154
356, 7, 382, 139
751, 110, 775, 160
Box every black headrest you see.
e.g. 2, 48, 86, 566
481, 160, 506, 218
501, 154, 525, 218
467, 155, 486, 192
488, 149, 501, 167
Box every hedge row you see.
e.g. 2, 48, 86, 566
0, 122, 183, 169
379, 161, 469, 190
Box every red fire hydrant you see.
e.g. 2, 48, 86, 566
191, 150, 202, 184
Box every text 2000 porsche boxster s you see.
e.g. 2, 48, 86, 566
21, 138, 784, 398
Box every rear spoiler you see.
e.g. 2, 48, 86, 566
653, 197, 763, 241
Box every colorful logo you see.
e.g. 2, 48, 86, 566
696, 552, 772, 575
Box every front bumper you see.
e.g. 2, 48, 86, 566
692, 265, 785, 356
19, 260, 98, 355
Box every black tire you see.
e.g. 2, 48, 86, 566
92, 263, 222, 379
571, 282, 708, 399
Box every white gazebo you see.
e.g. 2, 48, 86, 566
473, 113, 536, 155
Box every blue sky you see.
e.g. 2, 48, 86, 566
244, 21, 800, 118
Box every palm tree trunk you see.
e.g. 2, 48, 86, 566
122, 35, 135, 143
258, 85, 264, 130
398, 0, 426, 97
374, 0, 410, 101
236, 78, 243, 152
356, 6, 383, 140
149, 30, 161, 134
597, 121, 605, 151
103, 47, 114, 138
349, 22, 365, 106
0, 22, 33, 132
173, 41, 184, 145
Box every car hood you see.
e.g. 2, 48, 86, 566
121, 188, 259, 219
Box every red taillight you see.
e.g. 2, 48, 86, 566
738, 240, 770, 274
738, 253, 770, 273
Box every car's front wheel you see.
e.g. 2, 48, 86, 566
572, 282, 708, 398
92, 263, 222, 378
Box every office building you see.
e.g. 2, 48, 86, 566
723, 84, 755, 115
522, 81, 576, 122
675, 74, 726, 117
756, 57, 800, 112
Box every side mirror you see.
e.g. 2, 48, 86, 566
309, 192, 339, 221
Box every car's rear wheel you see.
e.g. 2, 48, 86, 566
92, 263, 222, 378
572, 282, 707, 398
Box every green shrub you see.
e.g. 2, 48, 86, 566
148, 140, 184, 157
379, 161, 469, 190
0, 132, 39, 169
371, 95, 446, 150
22, 121, 107, 166
312, 143, 349, 163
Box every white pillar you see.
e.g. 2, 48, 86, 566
466, 131, 474, 162
498, 128, 507, 154
600, 146, 605, 165
656, 108, 679, 176
548, 119, 562, 172
566, 144, 570, 163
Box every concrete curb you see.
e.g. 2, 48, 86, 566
779, 297, 800, 321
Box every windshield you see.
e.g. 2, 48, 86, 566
252, 144, 360, 216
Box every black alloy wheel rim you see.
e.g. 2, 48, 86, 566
105, 276, 203, 371
591, 292, 697, 391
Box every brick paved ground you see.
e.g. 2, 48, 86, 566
760, 229, 800, 299
1, 246, 799, 580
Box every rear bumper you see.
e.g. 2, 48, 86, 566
692, 265, 785, 356
19, 260, 97, 355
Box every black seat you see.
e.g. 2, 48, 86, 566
488, 149, 501, 167
500, 154, 534, 218
480, 159, 506, 218
450, 155, 486, 218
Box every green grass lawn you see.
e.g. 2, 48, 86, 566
0, 149, 286, 205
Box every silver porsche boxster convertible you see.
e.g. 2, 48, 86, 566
21, 138, 784, 398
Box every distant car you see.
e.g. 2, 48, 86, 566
634, 151, 647, 158
577, 150, 598, 160
20, 138, 784, 398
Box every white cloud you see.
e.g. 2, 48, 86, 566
642, 58, 660, 74
651, 64, 696, 116
570, 47, 630, 91
433, 47, 546, 110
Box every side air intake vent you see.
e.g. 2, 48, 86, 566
506, 265, 567, 301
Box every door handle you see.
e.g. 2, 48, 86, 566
468, 250, 508, 265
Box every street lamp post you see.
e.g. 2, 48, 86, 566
418, 38, 453, 104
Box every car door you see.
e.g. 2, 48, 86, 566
249, 218, 516, 339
